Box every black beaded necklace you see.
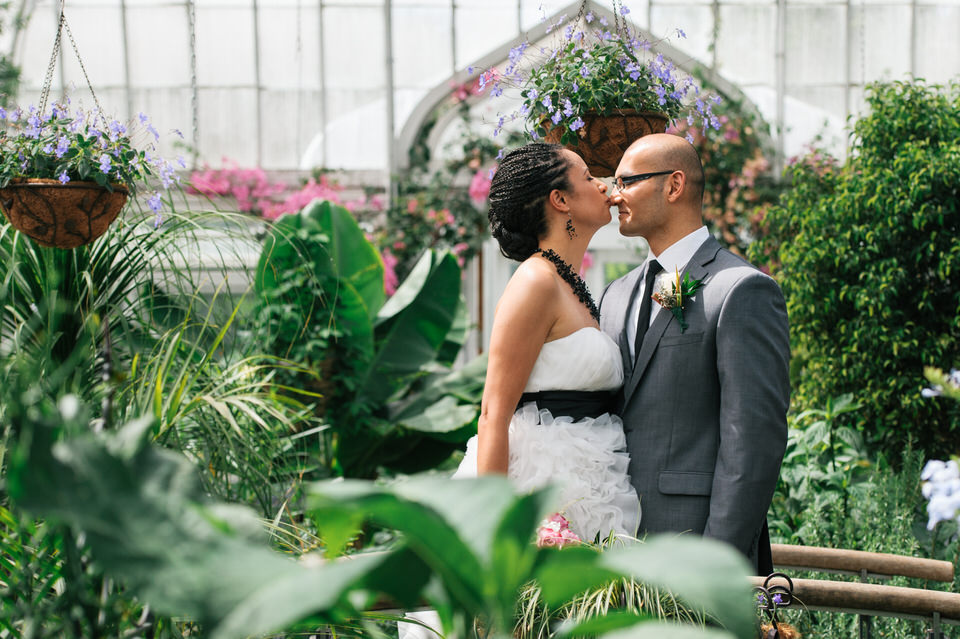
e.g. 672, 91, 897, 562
534, 248, 600, 322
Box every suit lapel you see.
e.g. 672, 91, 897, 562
622, 237, 723, 405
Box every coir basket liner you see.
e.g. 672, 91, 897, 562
0, 178, 128, 249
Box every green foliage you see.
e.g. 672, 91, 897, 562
309, 477, 757, 639
772, 450, 949, 638
750, 79, 960, 457
768, 395, 873, 545
255, 200, 485, 479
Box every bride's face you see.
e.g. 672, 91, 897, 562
560, 150, 612, 230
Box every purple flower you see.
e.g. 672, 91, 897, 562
467, 66, 474, 74
529, 89, 539, 101
685, 132, 695, 144
176, 155, 186, 168
147, 192, 163, 213
677, 28, 687, 39
147, 123, 160, 141
579, 65, 590, 78
599, 15, 608, 26
620, 5, 630, 15
570, 117, 585, 131
541, 95, 552, 109
564, 25, 574, 40
99, 153, 112, 174
585, 11, 594, 22
0, 107, 6, 120
55, 136, 70, 158
43, 143, 55, 155
551, 110, 563, 125
496, 148, 505, 161
58, 170, 70, 184
563, 99, 574, 117
571, 82, 579, 93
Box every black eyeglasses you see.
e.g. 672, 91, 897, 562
614, 170, 676, 192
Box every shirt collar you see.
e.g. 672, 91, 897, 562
647, 226, 710, 276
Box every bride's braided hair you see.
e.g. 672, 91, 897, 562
488, 143, 571, 261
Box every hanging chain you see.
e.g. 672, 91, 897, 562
37, 5, 65, 115
187, 0, 200, 169
38, 1, 106, 120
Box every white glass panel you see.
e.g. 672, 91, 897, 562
323, 7, 385, 88
520, 0, 572, 31
323, 89, 388, 170
126, 6, 192, 88
258, 5, 322, 90
716, 5, 776, 85
849, 5, 911, 83
785, 5, 846, 85
915, 6, 960, 81
260, 89, 324, 169
195, 5, 256, 85
455, 6, 520, 70
650, 5, 714, 63
783, 86, 848, 160
197, 87, 258, 165
392, 6, 453, 88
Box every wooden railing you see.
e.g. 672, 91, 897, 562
751, 544, 959, 639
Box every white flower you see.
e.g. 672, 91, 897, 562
921, 459, 960, 529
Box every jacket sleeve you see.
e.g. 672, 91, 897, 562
702, 271, 790, 556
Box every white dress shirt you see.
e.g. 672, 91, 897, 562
627, 226, 710, 360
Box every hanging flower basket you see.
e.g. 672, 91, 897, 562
543, 111, 669, 177
0, 179, 129, 249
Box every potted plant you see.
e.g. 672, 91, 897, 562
484, 1, 720, 176
0, 101, 180, 248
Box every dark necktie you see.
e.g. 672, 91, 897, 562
634, 260, 663, 362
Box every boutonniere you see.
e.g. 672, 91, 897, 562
651, 268, 705, 333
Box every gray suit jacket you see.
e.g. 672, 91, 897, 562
599, 236, 789, 572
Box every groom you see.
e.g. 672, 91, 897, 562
599, 134, 790, 575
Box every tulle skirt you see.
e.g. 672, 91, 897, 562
455, 401, 641, 540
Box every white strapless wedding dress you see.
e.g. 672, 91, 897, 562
455, 326, 640, 540
399, 328, 641, 639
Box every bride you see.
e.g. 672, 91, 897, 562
400, 143, 640, 638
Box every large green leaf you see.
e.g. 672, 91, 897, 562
254, 200, 378, 359
306, 200, 386, 319
599, 537, 756, 639
359, 251, 461, 405
6, 410, 391, 639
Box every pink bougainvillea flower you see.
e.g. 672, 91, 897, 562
381, 249, 399, 296
468, 169, 492, 204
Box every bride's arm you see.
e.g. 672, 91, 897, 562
477, 262, 558, 475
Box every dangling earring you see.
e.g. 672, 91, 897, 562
566, 216, 577, 239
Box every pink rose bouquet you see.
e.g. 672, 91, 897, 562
536, 513, 581, 549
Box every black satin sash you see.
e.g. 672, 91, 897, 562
516, 390, 616, 421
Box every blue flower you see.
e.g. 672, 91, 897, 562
99, 154, 112, 174
58, 170, 70, 184
563, 99, 574, 117
677, 28, 687, 39
467, 66, 474, 74
585, 11, 594, 22
551, 110, 563, 125
542, 95, 552, 109
0, 107, 6, 120
570, 117, 585, 131
685, 132, 695, 144
579, 65, 590, 78
43, 143, 55, 155
571, 82, 579, 93
620, 5, 630, 15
